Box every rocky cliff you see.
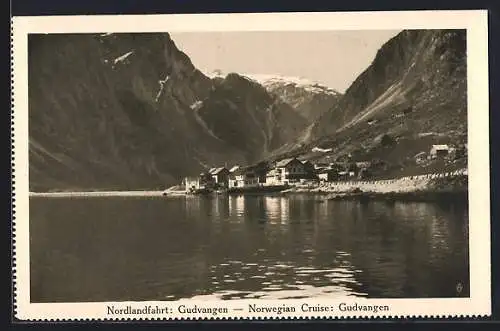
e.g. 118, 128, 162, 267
28, 33, 306, 191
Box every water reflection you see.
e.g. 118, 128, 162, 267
233, 195, 245, 217
262, 197, 290, 225
30, 195, 469, 302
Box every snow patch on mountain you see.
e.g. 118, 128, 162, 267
206, 70, 340, 95
114, 51, 134, 65
190, 100, 203, 110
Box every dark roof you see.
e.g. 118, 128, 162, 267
275, 158, 296, 167
231, 167, 250, 175
317, 167, 336, 174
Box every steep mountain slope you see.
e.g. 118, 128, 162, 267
28, 33, 306, 191
271, 29, 467, 171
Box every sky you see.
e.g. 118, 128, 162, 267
170, 30, 401, 93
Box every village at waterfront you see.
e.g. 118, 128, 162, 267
166, 143, 468, 201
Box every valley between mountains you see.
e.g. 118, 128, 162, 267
28, 29, 467, 191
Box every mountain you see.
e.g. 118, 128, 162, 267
195, 73, 307, 160
28, 33, 306, 191
270, 29, 467, 172
208, 72, 342, 123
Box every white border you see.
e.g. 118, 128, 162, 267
12, 10, 491, 320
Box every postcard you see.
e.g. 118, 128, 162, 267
12, 10, 490, 320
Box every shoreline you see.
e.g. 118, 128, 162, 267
29, 171, 467, 201
297, 190, 468, 203
28, 189, 468, 203
29, 191, 167, 198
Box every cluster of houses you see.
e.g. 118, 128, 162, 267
182, 158, 375, 193
182, 143, 468, 193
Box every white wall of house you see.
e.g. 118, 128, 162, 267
184, 178, 201, 192
318, 173, 329, 181
229, 173, 260, 188
265, 174, 282, 186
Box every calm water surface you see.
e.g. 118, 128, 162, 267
30, 195, 469, 302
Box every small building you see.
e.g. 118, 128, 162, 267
265, 168, 282, 186
318, 169, 339, 182
184, 176, 201, 192
251, 162, 270, 185
272, 157, 310, 185
430, 144, 450, 159
183, 172, 215, 193
209, 167, 230, 188
229, 167, 259, 188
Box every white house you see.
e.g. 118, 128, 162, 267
229, 167, 259, 188
269, 158, 310, 185
265, 168, 282, 186
430, 144, 450, 159
183, 173, 215, 193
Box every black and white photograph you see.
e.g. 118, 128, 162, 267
13, 11, 490, 319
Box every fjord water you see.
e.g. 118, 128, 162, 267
30, 195, 469, 302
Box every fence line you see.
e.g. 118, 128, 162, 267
295, 168, 467, 193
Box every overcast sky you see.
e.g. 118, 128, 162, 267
170, 30, 401, 93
